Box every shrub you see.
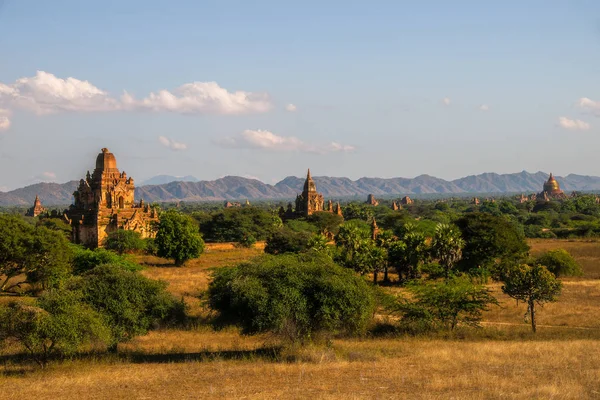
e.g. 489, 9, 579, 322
536, 249, 583, 277
71, 246, 142, 275
264, 227, 313, 255
0, 290, 110, 367
68, 264, 185, 348
143, 237, 158, 256
103, 230, 146, 254
208, 253, 375, 342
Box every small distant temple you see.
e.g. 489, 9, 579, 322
280, 169, 342, 219
538, 173, 567, 201
26, 195, 46, 217
400, 196, 413, 205
366, 194, 379, 206
67, 148, 159, 248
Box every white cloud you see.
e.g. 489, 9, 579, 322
0, 109, 10, 131
158, 136, 188, 151
285, 103, 297, 112
0, 186, 8, 192
0, 71, 272, 120
216, 129, 355, 154
558, 117, 590, 131
479, 104, 489, 111
442, 97, 451, 106
0, 71, 118, 114
127, 82, 271, 115
577, 97, 600, 114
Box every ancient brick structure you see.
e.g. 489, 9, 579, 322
400, 196, 413, 205
472, 197, 480, 205
67, 148, 158, 248
295, 169, 325, 217
391, 200, 400, 210
371, 218, 379, 241
366, 194, 379, 206
26, 195, 46, 217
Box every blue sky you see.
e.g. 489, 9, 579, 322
1, 0, 600, 190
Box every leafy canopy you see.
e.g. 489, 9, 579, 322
208, 253, 375, 342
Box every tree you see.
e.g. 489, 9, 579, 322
375, 229, 395, 283
0, 290, 109, 368
155, 210, 204, 266
430, 223, 465, 279
0, 216, 73, 293
265, 227, 313, 255
25, 227, 74, 292
536, 249, 583, 277
306, 212, 344, 237
403, 277, 498, 330
456, 213, 529, 277
388, 225, 429, 282
501, 264, 562, 332
69, 264, 185, 349
208, 253, 375, 342
104, 230, 146, 254
0, 215, 34, 292
335, 221, 375, 275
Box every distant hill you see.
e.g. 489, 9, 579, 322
3, 171, 600, 206
140, 175, 199, 186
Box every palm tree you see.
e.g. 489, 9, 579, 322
431, 223, 465, 280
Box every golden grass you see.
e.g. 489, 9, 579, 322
2, 239, 600, 399
1, 337, 599, 399
528, 238, 600, 278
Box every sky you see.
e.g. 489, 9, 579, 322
1, 0, 600, 190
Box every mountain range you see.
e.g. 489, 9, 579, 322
3, 171, 600, 206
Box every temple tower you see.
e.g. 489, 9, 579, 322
295, 169, 325, 216
68, 148, 158, 248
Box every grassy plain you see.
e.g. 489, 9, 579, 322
1, 240, 600, 399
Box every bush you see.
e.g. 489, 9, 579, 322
0, 290, 110, 367
536, 249, 583, 277
104, 230, 146, 254
264, 227, 313, 255
68, 264, 185, 348
208, 253, 375, 342
155, 210, 205, 266
143, 237, 158, 256
71, 246, 142, 275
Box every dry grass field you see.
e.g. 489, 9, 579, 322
2, 239, 600, 399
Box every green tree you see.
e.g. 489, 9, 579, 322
456, 213, 529, 277
0, 216, 73, 293
430, 223, 465, 279
501, 264, 562, 332
0, 215, 34, 292
69, 264, 185, 349
306, 212, 344, 237
104, 230, 146, 255
25, 227, 74, 292
208, 253, 375, 342
265, 227, 313, 255
156, 210, 204, 266
536, 249, 583, 277
375, 229, 395, 283
0, 290, 110, 368
388, 224, 429, 281
403, 277, 498, 330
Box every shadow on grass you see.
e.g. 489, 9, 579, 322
126, 346, 282, 364
0, 346, 283, 374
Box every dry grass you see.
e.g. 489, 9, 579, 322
528, 238, 600, 278
2, 239, 600, 399
1, 337, 599, 399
